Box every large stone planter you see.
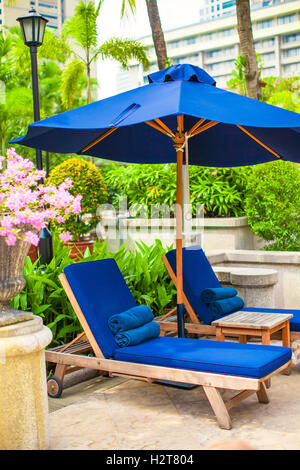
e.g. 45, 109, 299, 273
0, 316, 52, 450
0, 236, 52, 449
0, 236, 33, 326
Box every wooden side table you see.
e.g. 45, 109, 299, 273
212, 310, 293, 384
212, 310, 292, 347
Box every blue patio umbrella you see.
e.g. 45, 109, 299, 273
12, 63, 300, 337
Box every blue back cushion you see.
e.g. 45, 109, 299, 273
166, 246, 221, 324
64, 259, 137, 358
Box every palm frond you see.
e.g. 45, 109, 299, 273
60, 59, 85, 110
97, 37, 150, 70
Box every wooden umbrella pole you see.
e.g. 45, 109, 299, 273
174, 117, 185, 337
176, 148, 183, 306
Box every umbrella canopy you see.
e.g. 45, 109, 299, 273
13, 63, 300, 166
12, 63, 300, 337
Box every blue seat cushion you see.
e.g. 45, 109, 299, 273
64, 259, 137, 358
243, 307, 300, 332
114, 336, 291, 379
166, 246, 222, 324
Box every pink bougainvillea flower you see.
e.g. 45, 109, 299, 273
24, 231, 40, 247
0, 149, 82, 247
59, 231, 72, 242
72, 195, 82, 214
6, 233, 17, 246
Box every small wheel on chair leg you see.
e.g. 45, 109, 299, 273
47, 376, 63, 398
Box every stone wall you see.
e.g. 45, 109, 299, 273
207, 250, 300, 310
100, 215, 261, 253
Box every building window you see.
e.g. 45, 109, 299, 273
256, 19, 274, 29
207, 49, 221, 58
262, 52, 275, 62
283, 47, 300, 58
282, 33, 300, 43
219, 28, 234, 37
202, 32, 216, 41
207, 59, 234, 72
278, 13, 296, 25
222, 0, 235, 8
283, 62, 300, 73
261, 67, 276, 76
173, 56, 187, 65
185, 36, 197, 45
207, 46, 235, 59
261, 38, 275, 48
169, 40, 180, 49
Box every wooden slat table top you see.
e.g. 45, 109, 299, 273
211, 310, 293, 330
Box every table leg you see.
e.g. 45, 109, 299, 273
282, 321, 291, 348
282, 321, 292, 375
262, 331, 271, 388
238, 335, 247, 343
216, 328, 225, 341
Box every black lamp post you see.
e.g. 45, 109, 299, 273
17, 8, 48, 171
17, 8, 53, 265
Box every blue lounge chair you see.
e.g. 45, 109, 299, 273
161, 246, 300, 340
45, 258, 292, 430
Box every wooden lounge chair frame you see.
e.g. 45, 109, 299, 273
159, 254, 300, 343
45, 273, 292, 430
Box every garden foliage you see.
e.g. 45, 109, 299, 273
104, 163, 249, 218
244, 161, 300, 251
48, 158, 108, 241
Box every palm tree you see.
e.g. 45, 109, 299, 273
227, 52, 263, 96
121, 0, 168, 70
235, 0, 261, 100
62, 0, 150, 106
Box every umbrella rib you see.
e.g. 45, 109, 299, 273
81, 127, 118, 153
237, 125, 281, 159
145, 120, 173, 137
177, 115, 184, 135
187, 118, 206, 136
155, 119, 175, 137
188, 120, 219, 137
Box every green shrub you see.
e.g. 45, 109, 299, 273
104, 163, 249, 217
11, 237, 175, 347
244, 161, 300, 251
48, 158, 108, 240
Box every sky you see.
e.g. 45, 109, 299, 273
97, 0, 202, 97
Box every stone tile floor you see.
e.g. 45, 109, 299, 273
49, 363, 300, 450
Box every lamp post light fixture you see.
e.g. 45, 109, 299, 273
17, 8, 53, 266
17, 8, 48, 171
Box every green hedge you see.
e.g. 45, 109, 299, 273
244, 161, 300, 251
104, 163, 250, 218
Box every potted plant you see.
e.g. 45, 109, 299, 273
48, 157, 108, 259
0, 148, 82, 325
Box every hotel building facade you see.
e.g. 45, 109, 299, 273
116, 0, 300, 92
0, 0, 79, 33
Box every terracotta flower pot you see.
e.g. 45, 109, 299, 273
64, 239, 94, 260
28, 244, 38, 263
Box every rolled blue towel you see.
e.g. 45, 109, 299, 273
115, 321, 160, 347
208, 296, 244, 319
108, 305, 154, 335
201, 287, 238, 303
